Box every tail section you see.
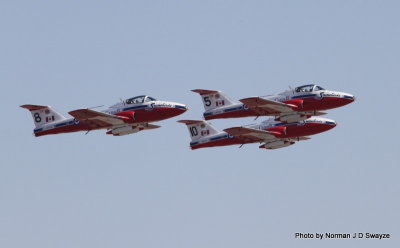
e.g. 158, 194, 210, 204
191, 89, 237, 111
20, 104, 67, 127
177, 119, 223, 142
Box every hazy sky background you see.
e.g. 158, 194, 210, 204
1, 1, 399, 247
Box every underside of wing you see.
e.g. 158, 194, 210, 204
239, 97, 295, 115
106, 123, 161, 136
69, 109, 128, 129
223, 126, 279, 143
290, 136, 311, 141
259, 136, 311, 149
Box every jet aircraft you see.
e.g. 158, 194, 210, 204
178, 117, 337, 150
192, 84, 355, 122
21, 95, 187, 137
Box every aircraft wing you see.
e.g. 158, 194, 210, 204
223, 126, 280, 143
69, 109, 128, 129
239, 97, 295, 115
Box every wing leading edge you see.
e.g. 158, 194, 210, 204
239, 97, 295, 115
223, 126, 280, 143
69, 109, 128, 129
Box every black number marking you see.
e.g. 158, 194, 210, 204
34, 113, 41, 123
204, 96, 211, 107
190, 126, 198, 137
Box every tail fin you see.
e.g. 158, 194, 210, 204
191, 89, 238, 111
20, 104, 67, 127
177, 120, 223, 142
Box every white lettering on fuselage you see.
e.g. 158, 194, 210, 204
154, 103, 174, 108
321, 92, 341, 97
305, 119, 323, 123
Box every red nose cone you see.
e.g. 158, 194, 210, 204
340, 95, 355, 106
317, 121, 337, 133
317, 95, 355, 110
291, 120, 336, 137
163, 105, 188, 119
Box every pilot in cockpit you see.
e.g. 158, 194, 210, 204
125, 96, 156, 104
295, 84, 324, 93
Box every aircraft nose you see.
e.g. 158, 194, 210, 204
180, 104, 188, 111
325, 120, 337, 127
175, 103, 188, 113
343, 94, 355, 102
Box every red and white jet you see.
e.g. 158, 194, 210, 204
21, 95, 187, 137
192, 84, 355, 122
178, 117, 337, 150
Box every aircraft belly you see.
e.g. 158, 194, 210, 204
134, 107, 186, 123
191, 137, 246, 149
204, 109, 258, 120
301, 97, 350, 111
35, 123, 89, 137
284, 123, 334, 137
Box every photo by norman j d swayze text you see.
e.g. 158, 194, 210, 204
295, 232, 390, 240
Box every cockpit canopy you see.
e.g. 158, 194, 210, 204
295, 84, 325, 93
125, 95, 157, 104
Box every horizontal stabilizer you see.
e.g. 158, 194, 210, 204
20, 104, 48, 111
191, 89, 219, 95
177, 120, 205, 125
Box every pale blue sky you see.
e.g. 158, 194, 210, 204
1, 1, 399, 247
